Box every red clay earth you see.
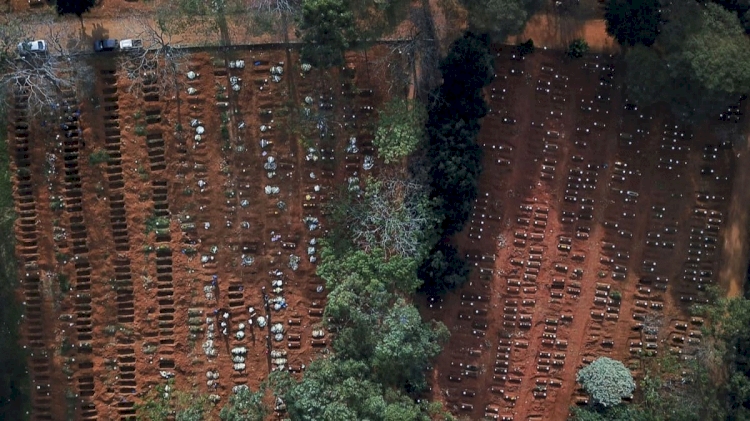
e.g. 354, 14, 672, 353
422, 48, 744, 421
10, 48, 395, 421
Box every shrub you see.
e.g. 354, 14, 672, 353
576, 357, 635, 407
518, 38, 535, 56
88, 149, 110, 165
374, 99, 426, 164
567, 39, 589, 59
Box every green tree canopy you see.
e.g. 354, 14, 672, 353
604, 0, 662, 46
297, 0, 357, 67
417, 242, 469, 294
56, 0, 96, 16
374, 99, 427, 164
371, 302, 449, 389
219, 387, 268, 421
624, 0, 750, 120
175, 391, 209, 421
623, 45, 669, 105
576, 357, 636, 408
438, 32, 495, 97
317, 248, 447, 389
566, 39, 589, 58
318, 247, 421, 295
678, 3, 750, 94
276, 359, 433, 421
346, 0, 412, 40
459, 0, 543, 40
427, 118, 483, 236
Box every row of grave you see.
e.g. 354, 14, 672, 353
487, 55, 618, 416
186, 57, 244, 401
439, 60, 533, 420
95, 66, 141, 420
143, 65, 180, 405
13, 87, 57, 421
52, 84, 101, 420
19, 79, 100, 419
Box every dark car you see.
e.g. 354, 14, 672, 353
94, 39, 118, 52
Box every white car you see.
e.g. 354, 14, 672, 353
18, 40, 47, 55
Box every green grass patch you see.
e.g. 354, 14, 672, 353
57, 273, 70, 293
145, 215, 170, 234
88, 149, 110, 165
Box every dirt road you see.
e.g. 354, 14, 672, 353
720, 124, 750, 298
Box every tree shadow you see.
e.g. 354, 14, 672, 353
91, 22, 109, 43
72, 21, 110, 51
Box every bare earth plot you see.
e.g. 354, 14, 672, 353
11, 48, 393, 421
423, 48, 741, 421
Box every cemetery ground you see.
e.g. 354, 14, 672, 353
11, 47, 391, 421
8, 43, 750, 421
422, 47, 748, 421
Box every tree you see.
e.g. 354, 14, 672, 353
374, 99, 427, 164
571, 405, 650, 421
677, 3, 750, 95
576, 357, 636, 408
278, 358, 434, 421
0, 18, 94, 116
118, 14, 188, 98
297, 0, 357, 67
566, 38, 589, 58
604, 0, 662, 46
219, 388, 268, 421
175, 392, 208, 421
331, 177, 437, 259
426, 117, 483, 236
346, 0, 412, 41
438, 32, 495, 98
250, 0, 299, 15
371, 302, 449, 390
701, 293, 750, 419
318, 248, 421, 360
318, 247, 421, 295
623, 0, 750, 121
459, 0, 543, 40
417, 242, 469, 294
320, 249, 447, 387
623, 45, 669, 106
316, 247, 447, 389
56, 0, 96, 16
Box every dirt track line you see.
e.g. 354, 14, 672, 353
720, 124, 750, 298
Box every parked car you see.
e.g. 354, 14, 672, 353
119, 39, 143, 50
94, 39, 118, 52
17, 39, 47, 56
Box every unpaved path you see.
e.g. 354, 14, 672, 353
720, 125, 750, 298
508, 14, 619, 52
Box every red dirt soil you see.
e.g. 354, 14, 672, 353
10, 48, 396, 421
510, 15, 619, 52
422, 48, 743, 421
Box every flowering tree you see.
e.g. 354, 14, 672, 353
576, 357, 635, 407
